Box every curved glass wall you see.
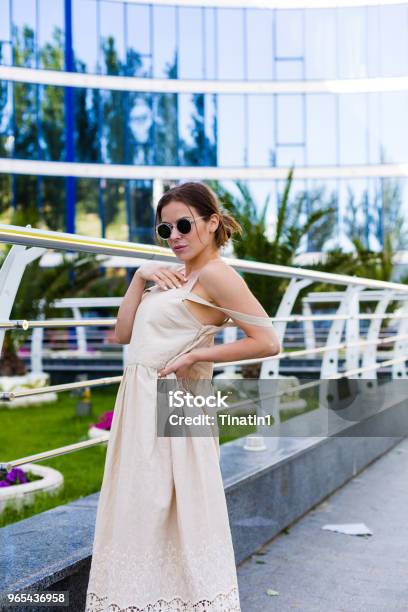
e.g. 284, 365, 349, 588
1, 83, 407, 167
1, 1, 408, 80
0, 0, 407, 249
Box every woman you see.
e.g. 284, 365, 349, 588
85, 182, 280, 611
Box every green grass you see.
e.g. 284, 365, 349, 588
0, 386, 116, 527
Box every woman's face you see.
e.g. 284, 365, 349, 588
159, 200, 218, 261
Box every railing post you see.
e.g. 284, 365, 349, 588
321, 286, 364, 379
345, 287, 364, 378
260, 277, 312, 379
361, 292, 393, 380
72, 307, 87, 354
392, 301, 408, 379
302, 299, 316, 354
31, 298, 46, 374
0, 243, 45, 356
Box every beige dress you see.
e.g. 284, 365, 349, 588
85, 264, 274, 611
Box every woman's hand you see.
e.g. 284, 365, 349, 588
157, 352, 196, 379
136, 263, 187, 291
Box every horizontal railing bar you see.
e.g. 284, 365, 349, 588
2, 223, 408, 291
0, 375, 122, 401
0, 319, 117, 330
304, 291, 407, 303
2, 311, 408, 331
205, 332, 408, 368
0, 434, 110, 473
333, 354, 408, 378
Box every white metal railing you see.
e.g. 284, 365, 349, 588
1, 222, 408, 470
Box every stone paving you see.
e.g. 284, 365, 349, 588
237, 436, 408, 612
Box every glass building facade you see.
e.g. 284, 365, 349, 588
0, 0, 407, 250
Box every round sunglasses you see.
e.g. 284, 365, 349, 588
155, 215, 207, 240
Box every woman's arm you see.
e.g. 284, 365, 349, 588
188, 262, 281, 364
113, 270, 146, 345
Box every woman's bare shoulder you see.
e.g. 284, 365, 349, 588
198, 260, 243, 291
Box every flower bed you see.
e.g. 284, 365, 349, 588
0, 372, 57, 408
88, 410, 113, 443
0, 463, 64, 514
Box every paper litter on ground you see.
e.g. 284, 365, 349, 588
321, 523, 373, 536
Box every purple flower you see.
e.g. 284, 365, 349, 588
0, 467, 28, 487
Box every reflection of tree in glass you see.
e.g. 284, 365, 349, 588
181, 94, 217, 166
154, 56, 178, 166
0, 43, 10, 216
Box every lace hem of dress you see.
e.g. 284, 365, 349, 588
86, 586, 240, 612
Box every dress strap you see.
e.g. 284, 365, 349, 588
182, 292, 274, 327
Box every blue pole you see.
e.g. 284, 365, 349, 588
64, 0, 75, 234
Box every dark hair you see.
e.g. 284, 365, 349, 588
155, 182, 242, 249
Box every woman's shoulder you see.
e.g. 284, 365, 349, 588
198, 259, 240, 285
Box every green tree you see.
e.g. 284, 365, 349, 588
207, 167, 337, 315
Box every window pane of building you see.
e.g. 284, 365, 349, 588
204, 93, 217, 166
41, 176, 66, 231
337, 7, 367, 79
276, 95, 303, 144
380, 93, 408, 163
276, 9, 303, 58
73, 0, 98, 73
339, 94, 367, 165
100, 0, 125, 75
128, 92, 153, 165
0, 0, 12, 65
153, 6, 177, 78
179, 93, 204, 166
153, 92, 178, 165
129, 180, 154, 244
379, 5, 408, 77
217, 9, 244, 80
101, 89, 125, 164
40, 84, 65, 161
218, 95, 245, 166
126, 4, 151, 77
248, 95, 274, 166
12, 0, 37, 68
0, 80, 12, 156
204, 8, 216, 80
179, 7, 203, 80
367, 92, 381, 164
366, 7, 381, 78
305, 9, 336, 80
104, 179, 128, 241
74, 87, 99, 163
38, 0, 64, 71
13, 81, 38, 159
76, 178, 101, 237
306, 94, 337, 166
246, 9, 273, 80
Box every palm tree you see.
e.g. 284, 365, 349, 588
207, 167, 337, 315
